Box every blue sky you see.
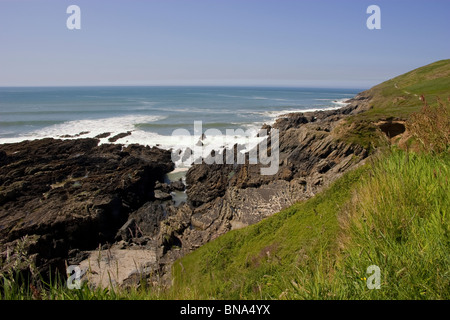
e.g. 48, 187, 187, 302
0, 0, 449, 88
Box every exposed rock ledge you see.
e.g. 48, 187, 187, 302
0, 138, 174, 279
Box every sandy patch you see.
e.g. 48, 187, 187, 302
78, 246, 157, 288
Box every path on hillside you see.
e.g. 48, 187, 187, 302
394, 82, 419, 98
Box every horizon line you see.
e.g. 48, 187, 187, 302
0, 84, 370, 90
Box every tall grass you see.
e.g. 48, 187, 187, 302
287, 149, 449, 299
344, 150, 448, 299
407, 96, 450, 153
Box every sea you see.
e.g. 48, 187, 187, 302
0, 86, 359, 168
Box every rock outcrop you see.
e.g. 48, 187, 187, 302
0, 138, 174, 277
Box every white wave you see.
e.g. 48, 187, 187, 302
42, 115, 164, 137
114, 126, 266, 168
0, 136, 30, 144
0, 115, 166, 144
256, 97, 351, 124
253, 105, 341, 124
331, 98, 351, 106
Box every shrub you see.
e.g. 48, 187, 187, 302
407, 96, 450, 153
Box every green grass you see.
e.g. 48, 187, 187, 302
338, 59, 450, 149
357, 59, 450, 121
170, 166, 364, 299
169, 149, 449, 300
288, 150, 450, 299
0, 268, 168, 300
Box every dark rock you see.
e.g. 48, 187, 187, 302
0, 138, 174, 276
116, 201, 178, 243
154, 190, 172, 201
171, 180, 185, 191
115, 218, 137, 242
0, 150, 7, 165
59, 131, 90, 138
67, 249, 90, 265
108, 131, 132, 142
155, 182, 171, 193
95, 132, 111, 139
186, 162, 234, 207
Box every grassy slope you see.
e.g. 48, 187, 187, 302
355, 59, 450, 121
172, 167, 364, 299
338, 59, 450, 150
169, 60, 450, 300
330, 150, 449, 299
170, 150, 449, 299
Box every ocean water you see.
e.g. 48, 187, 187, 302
0, 86, 358, 157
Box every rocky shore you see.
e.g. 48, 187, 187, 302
0, 94, 375, 287
0, 138, 174, 281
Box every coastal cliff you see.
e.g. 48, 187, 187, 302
0, 98, 373, 285
1, 60, 448, 291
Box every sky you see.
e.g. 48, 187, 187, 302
0, 0, 449, 88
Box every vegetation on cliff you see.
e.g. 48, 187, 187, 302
337, 59, 450, 150
170, 60, 450, 300
171, 147, 449, 299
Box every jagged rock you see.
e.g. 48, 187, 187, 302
115, 218, 137, 242
154, 182, 170, 193
154, 190, 172, 201
170, 180, 185, 191
108, 131, 132, 142
94, 132, 111, 139
0, 138, 174, 276
186, 162, 235, 207
117, 201, 178, 242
